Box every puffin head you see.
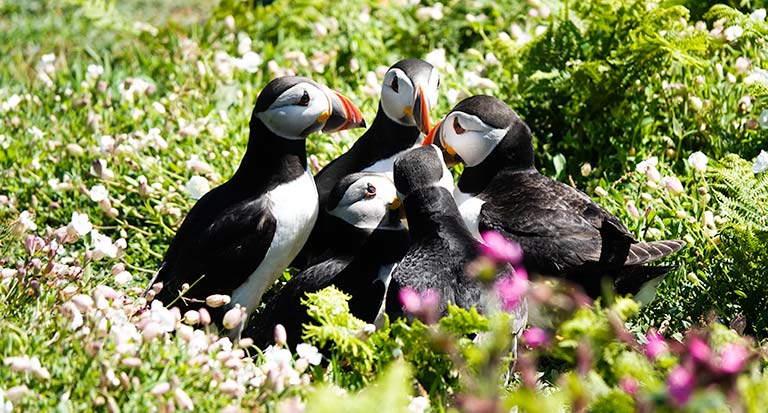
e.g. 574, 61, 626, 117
393, 145, 454, 200
380, 59, 439, 135
252, 76, 365, 139
326, 173, 403, 230
424, 95, 533, 169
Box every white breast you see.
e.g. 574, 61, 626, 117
453, 188, 485, 241
373, 262, 397, 328
361, 144, 419, 180
231, 169, 319, 329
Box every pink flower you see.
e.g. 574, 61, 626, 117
644, 329, 667, 360
667, 366, 695, 406
399, 288, 421, 313
688, 337, 711, 363
719, 343, 749, 374
495, 269, 528, 311
480, 231, 522, 264
619, 376, 639, 395
522, 327, 548, 348
399, 288, 440, 323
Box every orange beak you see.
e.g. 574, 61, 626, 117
323, 91, 366, 132
423, 119, 443, 146
412, 85, 431, 135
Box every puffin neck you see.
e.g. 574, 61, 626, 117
357, 103, 422, 157
402, 186, 465, 239
232, 119, 308, 185
457, 138, 536, 194
358, 227, 410, 263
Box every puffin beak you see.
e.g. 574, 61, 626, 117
423, 119, 443, 146
411, 85, 431, 135
322, 90, 366, 132
389, 196, 401, 210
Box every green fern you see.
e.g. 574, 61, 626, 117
709, 154, 768, 230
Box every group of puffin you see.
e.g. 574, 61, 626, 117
147, 58, 684, 348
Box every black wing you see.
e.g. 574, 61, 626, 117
478, 170, 636, 275
244, 257, 350, 349
152, 185, 276, 309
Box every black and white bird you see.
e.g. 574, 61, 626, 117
425, 95, 685, 297
244, 173, 409, 349
148, 76, 365, 336
295, 58, 439, 268
385, 145, 484, 320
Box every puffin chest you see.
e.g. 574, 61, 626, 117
231, 169, 319, 319
361, 144, 419, 180
453, 188, 485, 241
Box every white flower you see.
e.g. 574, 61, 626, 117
296, 343, 322, 365
635, 156, 658, 173
222, 306, 245, 329
89, 185, 109, 202
151, 101, 166, 114
688, 151, 708, 173
263, 345, 293, 370
408, 396, 430, 413
91, 230, 118, 260
416, 2, 443, 20
68, 211, 93, 238
114, 270, 132, 285
61, 301, 84, 330
0, 390, 11, 413
661, 176, 684, 196
186, 176, 210, 200
424, 49, 447, 71
752, 150, 768, 173
751, 8, 766, 22
1, 94, 21, 112
734, 57, 751, 74
464, 71, 497, 89
18, 210, 37, 232
146, 127, 168, 150
594, 186, 608, 197
237, 32, 252, 55
645, 166, 661, 183
27, 126, 44, 139
133, 21, 159, 36
237, 51, 262, 73
86, 64, 104, 80
688, 95, 703, 112
186, 157, 213, 174
173, 388, 194, 411
724, 25, 743, 41
205, 294, 231, 308
745, 68, 768, 85
149, 300, 176, 332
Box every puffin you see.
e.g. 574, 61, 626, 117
294, 58, 439, 268
244, 173, 409, 349
424, 95, 685, 297
384, 145, 484, 320
148, 76, 365, 337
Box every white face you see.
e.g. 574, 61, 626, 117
255, 82, 332, 139
328, 175, 401, 230
430, 144, 455, 193
440, 111, 509, 167
380, 67, 439, 126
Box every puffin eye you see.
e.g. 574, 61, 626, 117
391, 76, 399, 93
298, 90, 310, 106
453, 117, 466, 134
365, 183, 377, 197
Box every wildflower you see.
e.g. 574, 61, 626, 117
580, 163, 592, 177
594, 186, 608, 197
635, 156, 658, 174
646, 166, 661, 184
719, 342, 749, 373
745, 68, 768, 86
133, 21, 158, 36
626, 200, 640, 219
464, 70, 497, 89
149, 300, 176, 332
416, 3, 443, 20
263, 345, 293, 370
644, 329, 667, 360
90, 158, 115, 180
186, 176, 210, 200
205, 294, 231, 308
114, 270, 132, 285
734, 57, 751, 74
1, 94, 22, 112
667, 366, 694, 406
91, 230, 118, 260
222, 305, 245, 329
479, 231, 523, 264
724, 25, 743, 42
60, 301, 84, 330
274, 324, 287, 346
173, 388, 194, 411
661, 176, 684, 196
688, 95, 703, 112
151, 382, 171, 396
119, 77, 153, 103
495, 270, 528, 311
522, 327, 549, 348
14, 210, 37, 234
5, 385, 29, 403
619, 376, 639, 395
408, 396, 430, 413
688, 337, 711, 363
399, 288, 440, 322
146, 127, 168, 150
86, 64, 104, 80
237, 51, 262, 73
296, 343, 322, 365
687, 151, 708, 173
27, 126, 45, 140
752, 150, 768, 173
186, 157, 213, 174
69, 211, 93, 238
183, 310, 200, 325
751, 8, 766, 21
424, 49, 447, 71
738, 95, 753, 113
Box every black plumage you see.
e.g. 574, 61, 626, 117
244, 173, 409, 349
385, 145, 483, 320
147, 76, 364, 335
429, 95, 685, 298
295, 58, 438, 269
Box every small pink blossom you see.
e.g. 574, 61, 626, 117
480, 231, 523, 264
620, 376, 639, 395
495, 269, 528, 311
667, 366, 695, 406
688, 337, 711, 363
644, 329, 667, 360
719, 342, 749, 374
399, 288, 440, 323
522, 327, 548, 348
